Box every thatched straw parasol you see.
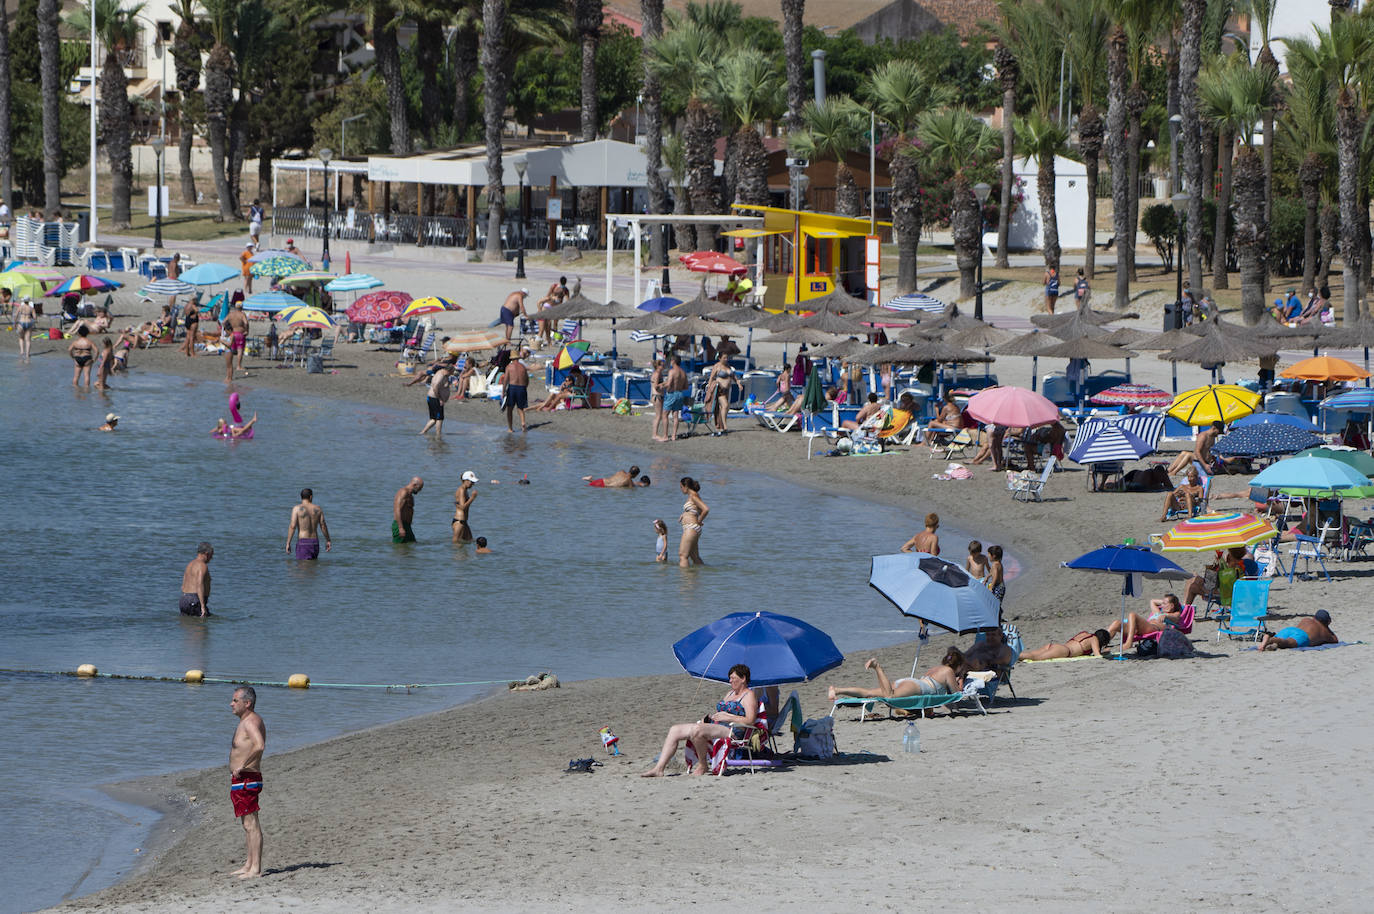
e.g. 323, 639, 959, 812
797, 309, 873, 336
764, 326, 848, 346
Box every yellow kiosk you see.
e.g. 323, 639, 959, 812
727, 204, 891, 311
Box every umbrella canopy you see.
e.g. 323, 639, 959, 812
671, 611, 844, 686
352, 290, 413, 317
409, 296, 462, 313
1232, 412, 1321, 431
660, 314, 741, 337
662, 294, 730, 318
1063, 544, 1190, 578
852, 344, 922, 366
242, 291, 310, 312
325, 273, 385, 293
1280, 355, 1369, 381
751, 311, 801, 332
251, 256, 312, 279
638, 295, 683, 312
807, 338, 871, 360
284, 307, 337, 331
1212, 423, 1325, 457
1101, 327, 1156, 347
279, 270, 337, 285
1159, 320, 1278, 366
1068, 414, 1166, 464
272, 304, 312, 323
616, 311, 678, 333
46, 274, 121, 296
1167, 384, 1261, 425
990, 329, 1052, 356
178, 262, 240, 286
679, 251, 747, 275
1158, 511, 1278, 552
1321, 388, 1374, 411
247, 248, 300, 263
884, 292, 947, 312
966, 386, 1060, 428
797, 309, 871, 336
554, 339, 592, 369
848, 306, 925, 325
800, 287, 870, 314
1031, 305, 1139, 328
444, 329, 507, 353
1133, 327, 1206, 350
1089, 383, 1173, 407
1040, 313, 1117, 341
1251, 455, 1370, 491
800, 363, 826, 413
1297, 446, 1374, 476
12, 264, 64, 281
0, 271, 50, 298
1032, 337, 1138, 360
139, 278, 196, 297
947, 324, 1019, 349
764, 326, 839, 346
538, 292, 612, 322
706, 305, 763, 324
345, 295, 407, 324
869, 553, 1002, 634
904, 339, 994, 364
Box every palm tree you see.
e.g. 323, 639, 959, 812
664, 131, 694, 252
171, 0, 203, 206
1178, 0, 1206, 295
0, 0, 12, 209
642, 0, 667, 258
1281, 33, 1337, 295
918, 107, 998, 300
711, 48, 781, 206
792, 98, 865, 216
1120, 1, 1170, 284
993, 44, 1017, 269
370, 2, 410, 155
1330, 13, 1374, 323
37, 0, 60, 216
1105, 24, 1130, 307
781, 0, 804, 131
450, 13, 479, 139
72, 0, 145, 229
863, 59, 950, 293
1057, 0, 1108, 280
573, 0, 602, 224
481, 0, 508, 261
1252, 0, 1279, 234
1199, 52, 1245, 290
1017, 112, 1069, 280
650, 23, 723, 249
201, 0, 237, 221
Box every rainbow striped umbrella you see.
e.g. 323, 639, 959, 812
285, 307, 336, 331
279, 270, 337, 284
554, 339, 592, 370
1088, 383, 1173, 407
45, 274, 123, 296
1158, 511, 1277, 552
12, 264, 65, 282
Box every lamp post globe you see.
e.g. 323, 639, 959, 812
973, 182, 992, 321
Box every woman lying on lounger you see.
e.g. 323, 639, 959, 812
641, 663, 757, 777
1020, 628, 1112, 661
826, 649, 965, 704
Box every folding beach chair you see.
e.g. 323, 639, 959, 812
1216, 579, 1270, 641
1287, 528, 1334, 582
928, 428, 974, 460
1009, 457, 1057, 502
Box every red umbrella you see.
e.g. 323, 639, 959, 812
1088, 383, 1174, 408
679, 251, 747, 276
346, 290, 412, 324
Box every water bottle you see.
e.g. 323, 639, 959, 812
902, 721, 920, 754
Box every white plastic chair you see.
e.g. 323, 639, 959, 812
1009, 456, 1057, 502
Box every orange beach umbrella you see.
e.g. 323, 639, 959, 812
1279, 356, 1370, 382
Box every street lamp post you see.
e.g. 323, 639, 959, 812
657, 165, 673, 294
973, 182, 992, 322
513, 157, 527, 280
319, 147, 332, 268
1168, 113, 1182, 197
1171, 191, 1189, 330
150, 136, 165, 250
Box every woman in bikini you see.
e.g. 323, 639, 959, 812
650, 358, 668, 442
678, 476, 708, 567
641, 663, 757, 777
95, 336, 115, 390
826, 648, 966, 703
14, 297, 35, 360
452, 471, 478, 544
68, 325, 96, 386
704, 353, 736, 435
1021, 629, 1112, 661
1107, 593, 1183, 650
112, 330, 136, 372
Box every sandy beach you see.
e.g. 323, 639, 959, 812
15, 237, 1374, 912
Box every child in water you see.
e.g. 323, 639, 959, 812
653, 519, 668, 563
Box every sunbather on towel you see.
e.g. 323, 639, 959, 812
641, 663, 757, 777
1021, 629, 1112, 661
1260, 610, 1336, 651
826, 650, 965, 704
1107, 594, 1183, 650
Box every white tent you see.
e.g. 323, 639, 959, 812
1009, 155, 1090, 252
363, 139, 649, 188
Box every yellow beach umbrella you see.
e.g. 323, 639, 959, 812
1167, 384, 1261, 426
284, 307, 336, 330
402, 296, 461, 319
0, 271, 49, 298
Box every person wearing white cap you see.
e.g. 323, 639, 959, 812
452, 471, 479, 543
99, 413, 120, 432
499, 288, 529, 342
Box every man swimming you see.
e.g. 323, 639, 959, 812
286, 488, 331, 559
180, 542, 213, 617
583, 465, 649, 488
1259, 610, 1336, 651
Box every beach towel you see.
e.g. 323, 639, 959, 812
1242, 641, 1365, 652
1021, 654, 1103, 664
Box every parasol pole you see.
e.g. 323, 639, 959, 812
1031, 355, 1039, 392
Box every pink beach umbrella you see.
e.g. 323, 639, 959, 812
346, 290, 412, 324
965, 386, 1060, 428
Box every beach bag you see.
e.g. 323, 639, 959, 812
612, 398, 631, 415
795, 716, 836, 759
1157, 628, 1195, 659
1135, 639, 1158, 658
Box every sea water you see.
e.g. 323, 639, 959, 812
0, 355, 999, 912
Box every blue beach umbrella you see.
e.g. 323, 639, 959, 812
870, 552, 1002, 675
1232, 411, 1321, 432
1252, 455, 1369, 491
885, 292, 947, 313
1068, 414, 1165, 465
1321, 388, 1374, 411
241, 290, 309, 312
139, 278, 196, 297
672, 611, 844, 686
1062, 545, 1189, 659
324, 273, 384, 293
638, 295, 682, 312
1213, 423, 1324, 458
179, 262, 241, 286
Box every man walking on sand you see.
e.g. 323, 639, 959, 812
662, 356, 689, 441
228, 686, 266, 879
286, 488, 331, 559
223, 302, 251, 382
499, 288, 529, 342
179, 542, 213, 617
393, 477, 423, 543
501, 348, 530, 432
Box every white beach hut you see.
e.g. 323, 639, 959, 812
1008, 155, 1091, 252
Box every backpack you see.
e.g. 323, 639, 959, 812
795, 716, 836, 759
1157, 628, 1195, 659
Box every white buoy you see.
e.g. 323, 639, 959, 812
76, 664, 97, 677
185, 669, 205, 683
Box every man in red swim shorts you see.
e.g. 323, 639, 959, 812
222, 302, 251, 383
228, 686, 267, 878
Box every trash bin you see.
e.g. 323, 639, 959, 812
307, 353, 324, 374
75, 211, 90, 243
1162, 301, 1178, 331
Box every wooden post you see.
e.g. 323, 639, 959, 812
417, 181, 425, 248
547, 176, 558, 252
466, 185, 477, 249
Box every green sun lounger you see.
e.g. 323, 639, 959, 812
830, 689, 986, 720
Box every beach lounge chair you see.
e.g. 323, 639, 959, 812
404, 331, 436, 364
1009, 456, 1056, 502
971, 623, 1023, 702
1216, 579, 1271, 641
751, 402, 799, 433
829, 691, 967, 721
876, 408, 917, 446
1136, 602, 1196, 647
928, 427, 974, 460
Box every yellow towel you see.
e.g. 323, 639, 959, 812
1020, 655, 1103, 664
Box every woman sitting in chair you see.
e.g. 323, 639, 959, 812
641, 664, 758, 777
1106, 594, 1183, 650
923, 391, 963, 445
535, 366, 589, 411
826, 649, 966, 704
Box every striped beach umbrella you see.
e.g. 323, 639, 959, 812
179, 262, 241, 285
279, 270, 337, 284
285, 307, 336, 330
1167, 384, 1261, 426
242, 291, 310, 312
12, 264, 65, 282
884, 293, 947, 313
444, 329, 506, 353
1158, 511, 1277, 552
1088, 383, 1173, 407
140, 278, 196, 297
325, 273, 384, 293
1068, 414, 1165, 465
45, 274, 122, 296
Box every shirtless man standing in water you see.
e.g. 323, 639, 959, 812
228, 686, 266, 878
392, 477, 423, 543
286, 488, 331, 559
452, 471, 478, 543
179, 542, 213, 616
